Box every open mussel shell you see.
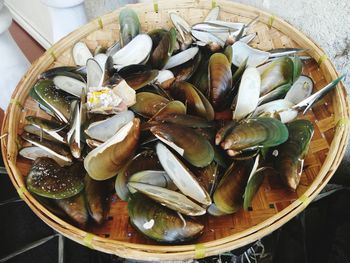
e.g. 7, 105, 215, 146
155, 70, 175, 89
190, 53, 209, 94
55, 192, 89, 228
33, 80, 71, 123
163, 47, 199, 70
231, 41, 270, 67
115, 150, 162, 201
25, 116, 64, 131
84, 119, 140, 180
156, 143, 211, 206
39, 66, 83, 80
84, 176, 109, 224
128, 182, 206, 216
193, 161, 220, 196
149, 28, 176, 69
254, 99, 298, 123
22, 133, 73, 163
292, 75, 345, 114
128, 193, 204, 243
85, 110, 134, 142
208, 53, 232, 111
274, 119, 314, 190
169, 12, 192, 49
151, 124, 214, 168
260, 56, 294, 96
67, 100, 82, 159
25, 116, 66, 143
149, 100, 186, 122
285, 75, 313, 104
169, 81, 214, 121
233, 67, 261, 120
53, 75, 85, 98
72, 42, 93, 66
23, 124, 63, 143
112, 34, 153, 69
119, 7, 141, 47
258, 83, 291, 106
221, 118, 289, 155
213, 159, 256, 214
26, 158, 84, 199
131, 92, 169, 118
19, 146, 71, 167
191, 30, 225, 50
153, 113, 214, 128
171, 50, 201, 81
129, 170, 176, 191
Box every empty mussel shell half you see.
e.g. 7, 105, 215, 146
285, 75, 313, 104
156, 142, 212, 206
163, 47, 199, 70
231, 41, 270, 67
72, 42, 93, 66
84, 119, 140, 180
233, 67, 261, 120
19, 146, 71, 167
128, 193, 204, 243
85, 110, 134, 142
22, 133, 73, 163
53, 75, 86, 97
112, 34, 153, 69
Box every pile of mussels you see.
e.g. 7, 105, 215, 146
21, 7, 343, 243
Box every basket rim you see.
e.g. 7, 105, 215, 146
2, 0, 349, 260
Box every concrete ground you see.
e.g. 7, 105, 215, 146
84, 0, 350, 174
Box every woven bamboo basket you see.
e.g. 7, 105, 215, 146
1, 0, 350, 261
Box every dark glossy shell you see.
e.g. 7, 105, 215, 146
274, 119, 314, 190
26, 158, 84, 199
131, 92, 169, 118
33, 80, 71, 123
55, 192, 89, 228
213, 160, 253, 214
150, 123, 214, 167
221, 118, 289, 153
85, 176, 109, 224
208, 53, 232, 111
128, 193, 204, 243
